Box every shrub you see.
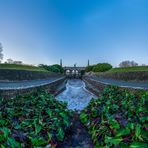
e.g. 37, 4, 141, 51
48, 65, 60, 73
119, 60, 138, 67
39, 64, 64, 73
81, 70, 85, 76
92, 63, 112, 72
52, 64, 64, 73
85, 65, 95, 72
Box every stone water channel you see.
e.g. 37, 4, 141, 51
56, 79, 96, 148
56, 79, 97, 111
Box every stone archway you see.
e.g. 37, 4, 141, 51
64, 66, 85, 78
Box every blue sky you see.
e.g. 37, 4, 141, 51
0, 0, 148, 67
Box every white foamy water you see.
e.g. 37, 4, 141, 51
56, 79, 97, 111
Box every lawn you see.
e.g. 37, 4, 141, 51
108, 66, 148, 73
0, 64, 49, 72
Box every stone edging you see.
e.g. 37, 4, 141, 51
83, 76, 148, 97
0, 77, 67, 99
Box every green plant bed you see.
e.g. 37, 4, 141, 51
0, 91, 73, 147
80, 86, 148, 148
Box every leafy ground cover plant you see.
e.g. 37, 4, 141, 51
0, 91, 73, 147
80, 86, 148, 148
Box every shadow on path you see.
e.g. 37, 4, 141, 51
57, 113, 93, 148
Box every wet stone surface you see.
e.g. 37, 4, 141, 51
56, 79, 96, 148
57, 113, 94, 148
56, 79, 97, 111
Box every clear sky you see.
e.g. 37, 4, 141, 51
0, 0, 148, 67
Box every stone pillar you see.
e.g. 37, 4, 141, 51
60, 59, 62, 67
88, 59, 90, 66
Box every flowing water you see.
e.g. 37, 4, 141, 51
56, 79, 95, 148
56, 79, 96, 111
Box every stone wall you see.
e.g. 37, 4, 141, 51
83, 77, 105, 97
97, 71, 148, 82
0, 77, 67, 99
0, 69, 62, 81
83, 76, 147, 97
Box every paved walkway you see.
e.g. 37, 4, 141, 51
87, 76, 148, 89
0, 76, 65, 90
0, 76, 147, 90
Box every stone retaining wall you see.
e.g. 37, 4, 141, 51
83, 77, 105, 97
0, 69, 63, 81
83, 76, 147, 97
0, 77, 67, 99
97, 71, 148, 82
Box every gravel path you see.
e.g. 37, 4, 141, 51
0, 76, 65, 90
88, 76, 148, 89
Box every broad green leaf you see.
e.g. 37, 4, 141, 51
0, 144, 5, 148
129, 142, 148, 148
59, 112, 67, 119
56, 128, 65, 141
35, 124, 42, 134
46, 108, 52, 117
105, 136, 122, 145
80, 113, 88, 124
0, 119, 9, 126
116, 128, 130, 137
91, 108, 98, 118
0, 127, 10, 138
63, 118, 70, 127
7, 137, 21, 148
135, 124, 141, 139
109, 118, 120, 129
29, 137, 48, 146
141, 130, 148, 140
47, 132, 52, 141
128, 123, 134, 130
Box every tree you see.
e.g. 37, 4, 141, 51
92, 63, 112, 72
130, 61, 138, 66
7, 58, 14, 64
52, 64, 64, 73
0, 43, 3, 63
85, 65, 95, 72
119, 60, 138, 67
13, 61, 23, 64
38, 64, 64, 73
